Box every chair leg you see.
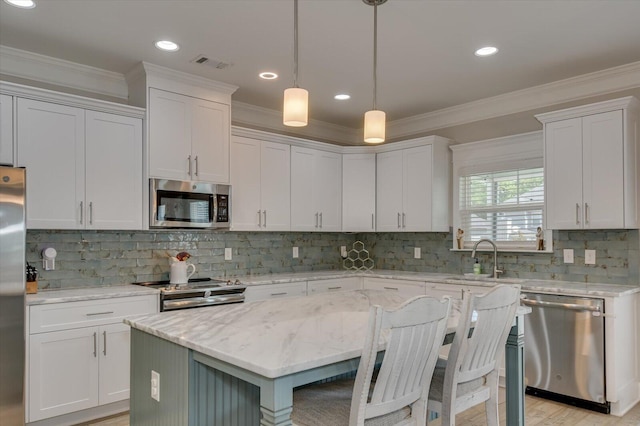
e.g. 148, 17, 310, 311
485, 374, 500, 426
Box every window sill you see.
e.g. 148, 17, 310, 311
450, 248, 553, 254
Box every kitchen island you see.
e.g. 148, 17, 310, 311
125, 289, 528, 425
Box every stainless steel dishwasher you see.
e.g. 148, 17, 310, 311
521, 292, 609, 413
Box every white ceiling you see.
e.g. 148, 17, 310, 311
1, 0, 640, 131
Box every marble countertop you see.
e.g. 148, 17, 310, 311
26, 285, 159, 305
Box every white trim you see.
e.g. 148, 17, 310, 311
451, 131, 543, 168
535, 96, 640, 123
388, 61, 640, 139
0, 81, 145, 118
0, 45, 128, 100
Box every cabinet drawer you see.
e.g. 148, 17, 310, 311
363, 278, 425, 298
308, 277, 362, 295
29, 295, 157, 334
244, 282, 307, 302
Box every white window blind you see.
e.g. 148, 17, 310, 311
459, 167, 544, 248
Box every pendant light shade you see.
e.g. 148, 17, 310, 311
363, 0, 386, 143
364, 109, 386, 143
283, 0, 308, 127
283, 87, 308, 127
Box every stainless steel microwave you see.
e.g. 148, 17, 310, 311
150, 179, 230, 229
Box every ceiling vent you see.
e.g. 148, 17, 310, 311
190, 55, 233, 70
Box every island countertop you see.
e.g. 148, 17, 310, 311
125, 290, 449, 378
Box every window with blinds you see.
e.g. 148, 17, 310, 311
459, 167, 544, 248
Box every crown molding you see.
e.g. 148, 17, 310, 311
0, 45, 128, 100
450, 131, 543, 168
231, 101, 360, 145
535, 96, 640, 123
387, 61, 640, 140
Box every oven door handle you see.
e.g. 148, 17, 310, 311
521, 298, 601, 315
163, 294, 245, 311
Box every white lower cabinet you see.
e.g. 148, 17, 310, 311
27, 295, 157, 423
307, 277, 362, 295
244, 282, 307, 302
362, 277, 425, 299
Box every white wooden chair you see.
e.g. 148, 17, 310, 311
426, 284, 521, 426
291, 295, 453, 426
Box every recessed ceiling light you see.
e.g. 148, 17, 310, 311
259, 72, 278, 80
154, 40, 180, 52
475, 46, 498, 57
334, 94, 351, 100
4, 0, 36, 8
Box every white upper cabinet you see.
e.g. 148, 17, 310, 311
0, 94, 13, 165
230, 136, 290, 231
376, 138, 451, 232
17, 98, 143, 230
291, 146, 342, 232
149, 88, 230, 183
342, 153, 376, 232
537, 97, 640, 229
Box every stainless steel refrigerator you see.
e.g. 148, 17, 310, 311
0, 166, 26, 425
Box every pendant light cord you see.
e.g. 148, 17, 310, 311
372, 0, 378, 110
293, 0, 299, 88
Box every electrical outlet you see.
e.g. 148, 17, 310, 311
224, 247, 232, 260
563, 249, 574, 264
151, 370, 160, 402
414, 247, 421, 259
293, 246, 299, 258
585, 249, 596, 265
340, 246, 347, 258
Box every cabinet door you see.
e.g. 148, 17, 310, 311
85, 111, 143, 230
149, 88, 191, 180
261, 141, 291, 231
0, 94, 13, 165
376, 150, 404, 231
308, 277, 362, 295
191, 98, 230, 183
582, 110, 624, 228
342, 154, 376, 232
17, 99, 85, 229
291, 146, 317, 231
29, 328, 99, 421
230, 136, 262, 230
403, 145, 432, 231
544, 117, 584, 229
99, 323, 131, 404
314, 150, 342, 231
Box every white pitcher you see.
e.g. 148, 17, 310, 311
170, 260, 196, 284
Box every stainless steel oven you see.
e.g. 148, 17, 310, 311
150, 178, 230, 229
132, 278, 246, 311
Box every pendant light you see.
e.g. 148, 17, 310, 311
283, 0, 308, 127
363, 0, 386, 143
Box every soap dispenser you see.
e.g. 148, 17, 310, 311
473, 258, 482, 275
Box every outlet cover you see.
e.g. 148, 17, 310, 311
151, 370, 160, 402
414, 247, 421, 259
340, 246, 347, 257
563, 249, 574, 264
224, 248, 232, 260
585, 249, 596, 265
293, 247, 299, 258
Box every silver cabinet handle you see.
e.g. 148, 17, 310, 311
86, 311, 114, 316
397, 212, 401, 228
270, 292, 288, 296
319, 212, 322, 228
194, 155, 199, 177
188, 155, 192, 177
585, 202, 589, 225
576, 203, 580, 225
103, 331, 107, 356
89, 201, 93, 225
402, 213, 406, 228
263, 210, 267, 227
372, 213, 375, 230
258, 210, 262, 227
93, 332, 97, 357
384, 286, 399, 291
80, 201, 83, 224
315, 212, 319, 228
328, 286, 342, 290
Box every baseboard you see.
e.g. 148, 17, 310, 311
26, 400, 129, 426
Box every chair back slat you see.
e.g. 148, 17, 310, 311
350, 296, 452, 425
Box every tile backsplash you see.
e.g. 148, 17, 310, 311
27, 228, 639, 290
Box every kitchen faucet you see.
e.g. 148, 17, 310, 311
471, 239, 503, 279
